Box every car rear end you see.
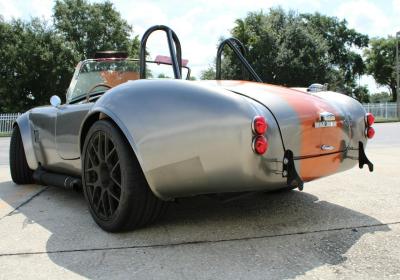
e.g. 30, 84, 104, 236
212, 81, 375, 188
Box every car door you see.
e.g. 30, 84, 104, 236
55, 102, 92, 160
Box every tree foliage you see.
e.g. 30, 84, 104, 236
0, 18, 79, 112
53, 0, 139, 59
364, 37, 398, 101
353, 85, 370, 103
0, 0, 139, 112
215, 8, 369, 95
200, 66, 216, 80
369, 91, 392, 103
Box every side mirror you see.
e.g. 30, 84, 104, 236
50, 95, 61, 108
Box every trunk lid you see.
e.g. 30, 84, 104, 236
208, 81, 351, 158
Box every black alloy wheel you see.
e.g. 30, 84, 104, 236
84, 130, 121, 220
82, 120, 167, 232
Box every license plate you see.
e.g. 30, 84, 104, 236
314, 121, 337, 128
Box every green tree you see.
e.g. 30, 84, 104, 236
0, 0, 141, 113
369, 91, 392, 103
301, 12, 368, 92
0, 18, 79, 112
364, 37, 398, 101
215, 8, 368, 94
53, 0, 139, 59
353, 85, 370, 103
200, 66, 216, 80
227, 9, 329, 85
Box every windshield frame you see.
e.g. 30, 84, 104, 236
66, 58, 191, 104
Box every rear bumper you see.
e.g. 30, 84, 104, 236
286, 141, 373, 184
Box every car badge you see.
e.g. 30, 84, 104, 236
315, 112, 337, 128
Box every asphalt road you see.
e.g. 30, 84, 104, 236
0, 123, 399, 279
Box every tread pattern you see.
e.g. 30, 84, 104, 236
9, 126, 34, 184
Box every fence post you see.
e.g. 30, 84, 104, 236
385, 102, 388, 119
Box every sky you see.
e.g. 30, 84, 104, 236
1, 0, 399, 92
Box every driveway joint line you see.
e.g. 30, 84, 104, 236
0, 220, 398, 257
0, 186, 50, 220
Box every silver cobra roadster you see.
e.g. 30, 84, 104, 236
10, 25, 375, 232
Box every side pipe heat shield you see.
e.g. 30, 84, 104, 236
33, 168, 82, 190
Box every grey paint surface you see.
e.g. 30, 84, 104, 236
0, 123, 399, 279
56, 103, 92, 160
90, 80, 288, 198
15, 112, 38, 170
17, 78, 370, 199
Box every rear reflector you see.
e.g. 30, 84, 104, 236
365, 127, 375, 139
366, 113, 375, 127
252, 116, 268, 135
252, 136, 269, 155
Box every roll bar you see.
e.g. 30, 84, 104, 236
140, 25, 182, 79
216, 38, 262, 82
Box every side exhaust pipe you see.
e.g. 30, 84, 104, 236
33, 168, 82, 190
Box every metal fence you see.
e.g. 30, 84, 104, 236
362, 103, 398, 120
0, 113, 20, 135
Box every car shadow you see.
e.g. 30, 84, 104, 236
0, 182, 390, 279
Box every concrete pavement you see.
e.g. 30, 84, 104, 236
0, 123, 399, 279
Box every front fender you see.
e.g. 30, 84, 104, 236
15, 112, 38, 170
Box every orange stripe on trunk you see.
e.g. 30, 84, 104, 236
275, 87, 343, 181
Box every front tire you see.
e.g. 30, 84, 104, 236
82, 120, 167, 232
9, 126, 34, 184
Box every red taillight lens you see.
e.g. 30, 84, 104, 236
365, 127, 375, 139
366, 113, 375, 126
252, 136, 269, 155
253, 116, 268, 135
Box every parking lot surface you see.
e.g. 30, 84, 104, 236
0, 123, 399, 279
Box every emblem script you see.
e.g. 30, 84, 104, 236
315, 112, 337, 128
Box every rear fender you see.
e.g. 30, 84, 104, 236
84, 79, 286, 200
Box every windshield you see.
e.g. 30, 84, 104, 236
66, 58, 191, 103
66, 59, 140, 103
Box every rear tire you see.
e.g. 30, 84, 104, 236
82, 120, 167, 232
9, 126, 34, 184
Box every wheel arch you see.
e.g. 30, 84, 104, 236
78, 107, 161, 197
14, 112, 39, 170
80, 108, 142, 161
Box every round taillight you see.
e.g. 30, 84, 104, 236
253, 116, 268, 135
252, 136, 269, 155
365, 127, 375, 139
366, 113, 375, 127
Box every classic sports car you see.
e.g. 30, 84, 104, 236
10, 25, 375, 232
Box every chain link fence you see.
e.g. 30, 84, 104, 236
0, 113, 20, 136
362, 103, 398, 120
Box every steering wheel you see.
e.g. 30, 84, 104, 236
86, 83, 112, 102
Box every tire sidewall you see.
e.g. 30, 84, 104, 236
82, 120, 136, 231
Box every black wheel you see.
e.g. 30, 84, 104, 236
9, 126, 34, 184
82, 120, 167, 232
